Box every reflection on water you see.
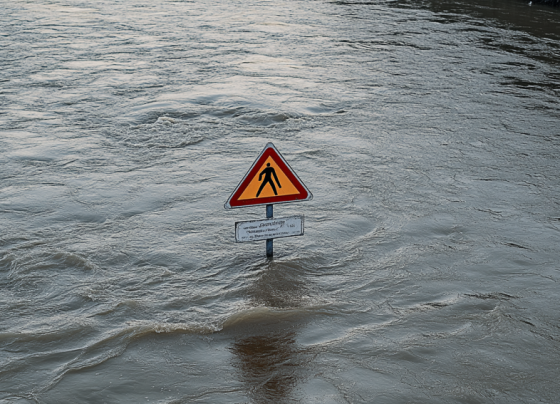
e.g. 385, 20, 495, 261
229, 262, 310, 403
231, 331, 300, 404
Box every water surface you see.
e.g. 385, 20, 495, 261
1, 0, 560, 402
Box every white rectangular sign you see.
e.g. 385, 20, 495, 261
235, 216, 304, 243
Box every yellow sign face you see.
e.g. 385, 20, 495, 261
238, 156, 300, 201
225, 142, 312, 209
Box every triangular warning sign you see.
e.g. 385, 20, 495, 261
225, 143, 312, 209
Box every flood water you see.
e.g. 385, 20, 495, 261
1, 0, 560, 403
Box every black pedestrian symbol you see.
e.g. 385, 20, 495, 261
256, 163, 282, 197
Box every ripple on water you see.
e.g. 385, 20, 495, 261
1, 0, 560, 402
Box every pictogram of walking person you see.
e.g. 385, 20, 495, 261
256, 163, 281, 197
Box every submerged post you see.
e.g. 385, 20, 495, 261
266, 204, 273, 258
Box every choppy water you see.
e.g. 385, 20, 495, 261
1, 0, 560, 402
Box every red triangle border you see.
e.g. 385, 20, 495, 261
225, 143, 312, 209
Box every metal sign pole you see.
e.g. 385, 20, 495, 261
266, 204, 273, 258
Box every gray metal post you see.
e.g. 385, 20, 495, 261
266, 204, 273, 258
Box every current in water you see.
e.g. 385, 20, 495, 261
1, 0, 560, 403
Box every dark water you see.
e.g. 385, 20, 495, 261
1, 0, 560, 403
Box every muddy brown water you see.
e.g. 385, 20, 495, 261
1, 0, 560, 402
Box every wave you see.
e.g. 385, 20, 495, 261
221, 305, 329, 330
